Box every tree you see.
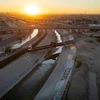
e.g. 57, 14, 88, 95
4, 45, 11, 54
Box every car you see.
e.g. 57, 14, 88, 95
28, 45, 32, 51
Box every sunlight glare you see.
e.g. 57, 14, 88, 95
24, 5, 40, 15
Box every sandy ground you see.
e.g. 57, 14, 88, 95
67, 37, 100, 100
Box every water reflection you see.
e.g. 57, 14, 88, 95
21, 29, 38, 46
42, 59, 55, 64
53, 30, 63, 54
2, 59, 55, 100
11, 29, 38, 49
55, 30, 62, 43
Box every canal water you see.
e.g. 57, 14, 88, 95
21, 29, 38, 46
53, 30, 63, 54
1, 59, 55, 100
1, 30, 63, 100
11, 29, 38, 49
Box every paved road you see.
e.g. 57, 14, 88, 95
0, 26, 100, 32
5, 21, 17, 28
0, 29, 56, 98
0, 35, 17, 50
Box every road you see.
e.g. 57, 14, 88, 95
0, 29, 56, 99
0, 25, 100, 32
5, 21, 17, 28
0, 35, 17, 50
0, 19, 17, 50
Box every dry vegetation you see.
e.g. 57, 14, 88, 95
67, 37, 100, 100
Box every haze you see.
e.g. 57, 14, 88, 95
0, 0, 100, 14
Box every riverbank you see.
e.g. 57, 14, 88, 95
67, 37, 100, 100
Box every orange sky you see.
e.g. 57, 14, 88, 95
0, 0, 100, 14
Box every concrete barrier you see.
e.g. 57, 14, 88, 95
34, 45, 76, 100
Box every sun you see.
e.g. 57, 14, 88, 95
24, 5, 40, 15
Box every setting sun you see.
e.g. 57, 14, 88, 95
24, 5, 40, 15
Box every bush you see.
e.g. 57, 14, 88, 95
90, 34, 93, 38
4, 46, 11, 54
75, 56, 82, 68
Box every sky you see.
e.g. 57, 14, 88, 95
0, 0, 100, 14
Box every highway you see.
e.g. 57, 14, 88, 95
0, 19, 17, 50
5, 21, 17, 28
30, 40, 73, 51
0, 25, 100, 32
0, 29, 56, 99
0, 35, 17, 50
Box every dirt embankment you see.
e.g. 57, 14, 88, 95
67, 37, 100, 100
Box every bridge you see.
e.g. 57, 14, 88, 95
33, 26, 100, 30
29, 40, 74, 51
0, 26, 100, 32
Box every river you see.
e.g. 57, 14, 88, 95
1, 30, 63, 100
